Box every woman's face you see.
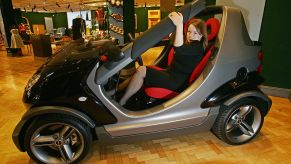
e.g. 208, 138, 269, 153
186, 24, 202, 43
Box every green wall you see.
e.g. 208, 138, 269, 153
21, 12, 68, 31
135, 7, 159, 33
259, 1, 291, 89
52, 13, 68, 29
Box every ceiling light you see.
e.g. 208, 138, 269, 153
84, 2, 105, 7
116, 0, 120, 6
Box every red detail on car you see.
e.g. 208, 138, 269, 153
206, 18, 220, 41
257, 51, 263, 73
148, 65, 165, 71
167, 47, 175, 66
100, 55, 108, 62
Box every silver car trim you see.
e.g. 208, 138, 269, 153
95, 107, 219, 145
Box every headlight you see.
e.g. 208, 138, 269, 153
25, 73, 41, 97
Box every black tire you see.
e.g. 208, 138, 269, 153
24, 115, 93, 164
211, 98, 264, 145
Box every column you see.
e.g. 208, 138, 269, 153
123, 0, 135, 43
160, 0, 176, 19
0, 0, 22, 56
184, 0, 193, 4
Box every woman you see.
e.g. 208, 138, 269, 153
119, 12, 208, 106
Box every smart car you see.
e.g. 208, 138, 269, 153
12, 0, 272, 163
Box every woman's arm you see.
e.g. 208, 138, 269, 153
169, 12, 183, 47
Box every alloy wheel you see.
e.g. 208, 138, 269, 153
30, 123, 85, 163
225, 105, 262, 143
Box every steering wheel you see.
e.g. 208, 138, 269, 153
128, 33, 143, 66
136, 56, 143, 66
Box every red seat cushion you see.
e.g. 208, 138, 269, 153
144, 87, 179, 99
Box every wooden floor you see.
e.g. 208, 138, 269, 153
0, 47, 291, 164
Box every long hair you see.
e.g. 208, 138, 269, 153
185, 19, 208, 49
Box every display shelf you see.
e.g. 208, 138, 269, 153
108, 2, 124, 44
109, 23, 124, 35
148, 10, 160, 28
110, 13, 123, 22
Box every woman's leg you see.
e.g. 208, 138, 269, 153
106, 78, 131, 97
117, 78, 131, 91
119, 66, 146, 106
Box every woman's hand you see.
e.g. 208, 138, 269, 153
168, 12, 183, 27
169, 12, 184, 47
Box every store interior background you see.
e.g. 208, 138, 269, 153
0, 1, 290, 163
0, 0, 290, 98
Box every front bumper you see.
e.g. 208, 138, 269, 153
12, 119, 27, 152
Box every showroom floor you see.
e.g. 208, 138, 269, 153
0, 47, 291, 164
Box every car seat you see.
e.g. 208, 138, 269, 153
144, 17, 220, 99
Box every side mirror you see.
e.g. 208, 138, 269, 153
106, 45, 124, 62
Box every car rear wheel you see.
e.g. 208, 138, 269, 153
212, 98, 264, 145
24, 115, 92, 164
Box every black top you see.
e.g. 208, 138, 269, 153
144, 40, 205, 91
168, 40, 204, 79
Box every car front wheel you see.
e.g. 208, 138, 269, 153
24, 115, 93, 164
212, 98, 264, 145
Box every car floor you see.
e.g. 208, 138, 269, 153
0, 46, 291, 164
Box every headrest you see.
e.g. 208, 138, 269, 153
206, 18, 220, 41
183, 17, 220, 41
